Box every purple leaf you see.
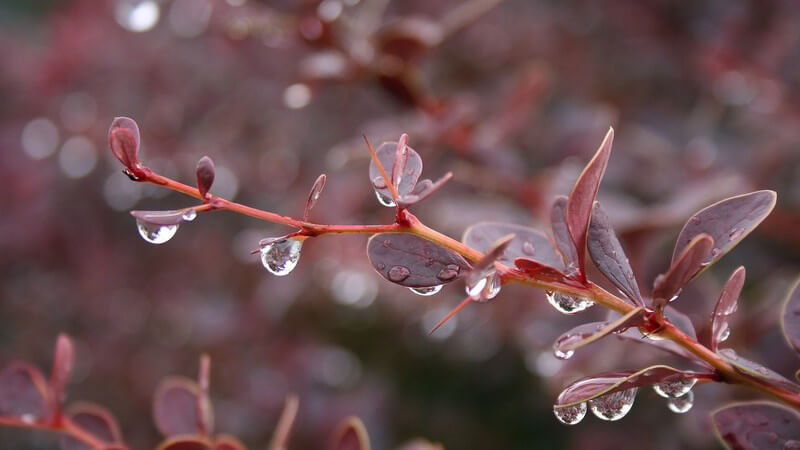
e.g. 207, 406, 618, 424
50, 334, 74, 417
587, 202, 643, 306
652, 233, 714, 307
465, 233, 514, 286
156, 437, 214, 450
195, 156, 215, 199
0, 362, 50, 421
555, 365, 707, 407
513, 258, 570, 284
614, 307, 707, 366
153, 376, 208, 437
369, 141, 422, 200
108, 117, 141, 173
303, 174, 327, 221
710, 267, 746, 352
332, 416, 371, 450
367, 233, 470, 288
398, 172, 453, 207
718, 349, 800, 394
60, 402, 123, 450
712, 402, 800, 450
673, 190, 777, 269
462, 222, 565, 270
553, 307, 645, 355
566, 128, 613, 281
781, 276, 800, 356
551, 196, 578, 270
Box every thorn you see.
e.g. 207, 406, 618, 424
430, 296, 472, 335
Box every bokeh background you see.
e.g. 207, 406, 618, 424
2, 0, 800, 448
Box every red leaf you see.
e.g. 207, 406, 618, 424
0, 362, 50, 422
550, 196, 578, 270
587, 202, 643, 305
153, 377, 207, 437
156, 436, 214, 450
710, 267, 746, 352
195, 156, 215, 199
367, 233, 470, 288
331, 416, 370, 450
303, 174, 326, 221
781, 276, 800, 356
462, 222, 564, 270
60, 402, 124, 450
108, 117, 141, 173
652, 233, 713, 307
712, 402, 800, 450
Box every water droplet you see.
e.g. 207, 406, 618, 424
719, 326, 731, 342
376, 263, 385, 270
666, 390, 694, 414
729, 228, 744, 240
409, 285, 443, 296
374, 190, 396, 207
589, 388, 637, 421
653, 378, 697, 398
283, 83, 312, 109
522, 241, 536, 256
484, 274, 502, 300
260, 239, 302, 276
466, 277, 487, 299
711, 248, 721, 258
553, 403, 586, 425
372, 176, 387, 189
388, 265, 410, 282
136, 220, 179, 244
554, 348, 574, 360
182, 209, 197, 221
546, 291, 595, 314
437, 264, 460, 281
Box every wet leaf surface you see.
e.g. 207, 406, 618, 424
781, 276, 800, 356
673, 190, 777, 268
652, 234, 714, 306
614, 307, 705, 365
588, 202, 643, 305
367, 233, 470, 288
718, 349, 800, 394
712, 401, 800, 450
554, 307, 645, 355
463, 222, 564, 270
513, 258, 570, 284
550, 196, 578, 270
153, 376, 205, 437
710, 267, 746, 352
369, 141, 423, 199
60, 402, 123, 450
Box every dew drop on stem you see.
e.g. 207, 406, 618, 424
589, 388, 637, 421
553, 403, 587, 425
666, 390, 694, 414
136, 220, 179, 244
653, 378, 696, 398
409, 285, 443, 296
546, 292, 594, 314
182, 209, 197, 221
260, 239, 302, 276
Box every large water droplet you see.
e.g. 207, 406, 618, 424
466, 277, 488, 299
410, 285, 442, 296
136, 220, 179, 244
388, 265, 410, 282
182, 208, 197, 221
589, 388, 637, 421
553, 403, 586, 425
484, 274, 502, 300
653, 378, 696, 398
546, 291, 594, 314
553, 348, 574, 360
374, 190, 396, 207
719, 325, 731, 342
437, 264, 460, 281
260, 239, 302, 276
666, 390, 694, 414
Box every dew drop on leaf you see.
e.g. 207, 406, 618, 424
374, 190, 396, 207
260, 239, 302, 276
666, 390, 694, 414
546, 292, 595, 314
554, 403, 586, 425
388, 265, 411, 282
485, 274, 502, 300
136, 219, 179, 244
589, 388, 637, 421
719, 325, 731, 342
409, 285, 443, 296
653, 378, 696, 398
181, 209, 197, 221
466, 277, 488, 299
436, 264, 460, 282
554, 348, 574, 360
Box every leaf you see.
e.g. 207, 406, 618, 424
462, 222, 565, 270
156, 436, 214, 450
369, 140, 423, 200
392, 134, 410, 193
555, 365, 707, 407
153, 377, 207, 437
513, 257, 569, 284
587, 202, 643, 305
398, 172, 453, 207
672, 190, 777, 269
60, 402, 123, 450
710, 267, 746, 352
553, 307, 645, 355
195, 156, 215, 199
0, 362, 50, 421
332, 416, 370, 450
303, 174, 327, 221
718, 349, 800, 394
367, 233, 470, 288
214, 434, 247, 450
566, 128, 614, 280
781, 276, 800, 356
712, 401, 800, 450
550, 196, 578, 270
108, 117, 141, 171
652, 233, 714, 307
50, 334, 75, 417
466, 233, 514, 285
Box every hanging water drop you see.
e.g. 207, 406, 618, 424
182, 208, 197, 221
466, 277, 488, 299
260, 238, 302, 276
666, 390, 694, 414
589, 388, 637, 421
546, 291, 595, 314
374, 190, 396, 207
136, 219, 179, 244
653, 378, 696, 398
719, 325, 731, 342
410, 285, 443, 296
484, 274, 502, 300
553, 348, 574, 360
553, 403, 586, 425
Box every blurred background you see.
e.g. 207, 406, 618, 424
2, 0, 800, 448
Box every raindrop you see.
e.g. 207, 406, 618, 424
522, 241, 536, 256
553, 348, 574, 360
546, 291, 594, 314
589, 388, 637, 421
260, 239, 302, 276
466, 276, 488, 300
374, 190, 396, 207
181, 209, 197, 221
484, 274, 502, 300
653, 378, 696, 398
136, 220, 179, 244
666, 390, 694, 414
388, 265, 410, 282
719, 326, 731, 342
436, 264, 460, 282
553, 403, 586, 425
410, 285, 443, 296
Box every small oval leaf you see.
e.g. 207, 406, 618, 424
672, 190, 777, 269
710, 267, 746, 352
551, 196, 578, 270
303, 174, 327, 221
781, 276, 800, 356
652, 234, 714, 306
367, 233, 470, 288
332, 416, 370, 450
399, 172, 452, 207
0, 362, 50, 421
60, 402, 124, 450
712, 401, 800, 450
566, 128, 614, 279
108, 117, 141, 170
153, 377, 204, 437
554, 307, 645, 355
718, 349, 800, 394
513, 257, 569, 284
463, 222, 564, 270
588, 202, 643, 305
196, 156, 215, 199
369, 141, 422, 200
